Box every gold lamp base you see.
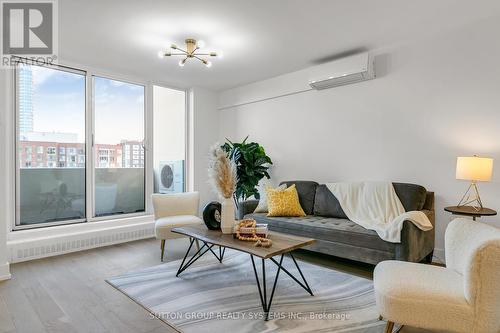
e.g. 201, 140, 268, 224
457, 181, 483, 211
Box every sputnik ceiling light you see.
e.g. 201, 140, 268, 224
158, 38, 218, 67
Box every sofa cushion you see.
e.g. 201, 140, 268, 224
313, 182, 428, 218
279, 181, 318, 215
313, 184, 348, 219
266, 184, 306, 217
392, 183, 427, 211
247, 213, 395, 252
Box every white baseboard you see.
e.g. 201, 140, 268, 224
0, 263, 11, 281
7, 215, 155, 263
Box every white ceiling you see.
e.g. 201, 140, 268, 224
59, 0, 500, 91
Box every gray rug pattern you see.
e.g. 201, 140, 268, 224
107, 250, 385, 332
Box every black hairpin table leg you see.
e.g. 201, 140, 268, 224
250, 254, 284, 321
176, 239, 226, 276
250, 252, 314, 320
219, 246, 226, 261
269, 252, 314, 296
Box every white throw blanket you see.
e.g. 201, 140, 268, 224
325, 182, 433, 243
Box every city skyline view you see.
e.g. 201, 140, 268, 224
18, 64, 146, 169
19, 64, 145, 144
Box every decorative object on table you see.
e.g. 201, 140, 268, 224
202, 201, 222, 230
221, 136, 273, 205
374, 218, 500, 333
208, 144, 237, 234
455, 155, 493, 210
266, 184, 306, 217
444, 205, 497, 221
234, 219, 272, 247
238, 223, 268, 238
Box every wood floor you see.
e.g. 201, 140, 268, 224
0, 238, 436, 333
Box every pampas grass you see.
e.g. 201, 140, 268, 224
208, 143, 237, 199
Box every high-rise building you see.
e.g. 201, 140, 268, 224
17, 65, 34, 134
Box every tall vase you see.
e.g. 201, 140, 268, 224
221, 197, 235, 234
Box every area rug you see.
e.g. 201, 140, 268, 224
107, 250, 385, 332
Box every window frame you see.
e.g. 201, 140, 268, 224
88, 74, 148, 222
13, 60, 88, 230
11, 58, 188, 231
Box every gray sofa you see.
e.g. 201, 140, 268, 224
240, 181, 435, 265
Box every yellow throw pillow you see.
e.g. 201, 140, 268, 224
266, 184, 306, 217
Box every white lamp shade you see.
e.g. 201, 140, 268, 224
456, 156, 493, 182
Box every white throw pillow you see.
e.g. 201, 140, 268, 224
253, 182, 286, 213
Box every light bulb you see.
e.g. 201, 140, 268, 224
216, 51, 223, 58
157, 50, 164, 58
197, 40, 206, 48
205, 60, 212, 68
178, 59, 186, 67
171, 43, 177, 50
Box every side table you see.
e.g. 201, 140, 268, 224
444, 206, 497, 221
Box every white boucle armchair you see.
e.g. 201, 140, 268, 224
152, 192, 202, 261
374, 218, 500, 333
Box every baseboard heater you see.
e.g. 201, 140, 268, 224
8, 224, 155, 263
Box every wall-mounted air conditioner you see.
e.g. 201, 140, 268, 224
156, 160, 184, 193
309, 53, 375, 90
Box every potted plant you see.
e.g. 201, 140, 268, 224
221, 136, 273, 213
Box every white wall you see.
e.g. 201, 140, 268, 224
153, 86, 186, 166
189, 87, 219, 210
218, 16, 500, 261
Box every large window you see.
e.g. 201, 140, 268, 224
93, 77, 145, 216
14, 61, 149, 229
16, 63, 86, 226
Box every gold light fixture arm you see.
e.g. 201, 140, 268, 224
174, 48, 188, 54
192, 54, 206, 62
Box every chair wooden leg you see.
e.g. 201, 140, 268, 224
384, 321, 395, 333
160, 239, 166, 262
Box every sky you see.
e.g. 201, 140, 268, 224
28, 65, 145, 144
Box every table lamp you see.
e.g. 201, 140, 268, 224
456, 156, 493, 210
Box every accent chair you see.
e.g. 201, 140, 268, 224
152, 192, 202, 261
374, 218, 500, 333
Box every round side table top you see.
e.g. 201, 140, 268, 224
444, 206, 497, 217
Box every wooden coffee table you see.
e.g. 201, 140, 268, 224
171, 224, 316, 320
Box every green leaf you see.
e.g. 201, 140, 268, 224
223, 136, 272, 203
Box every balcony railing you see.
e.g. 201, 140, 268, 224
18, 168, 145, 226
